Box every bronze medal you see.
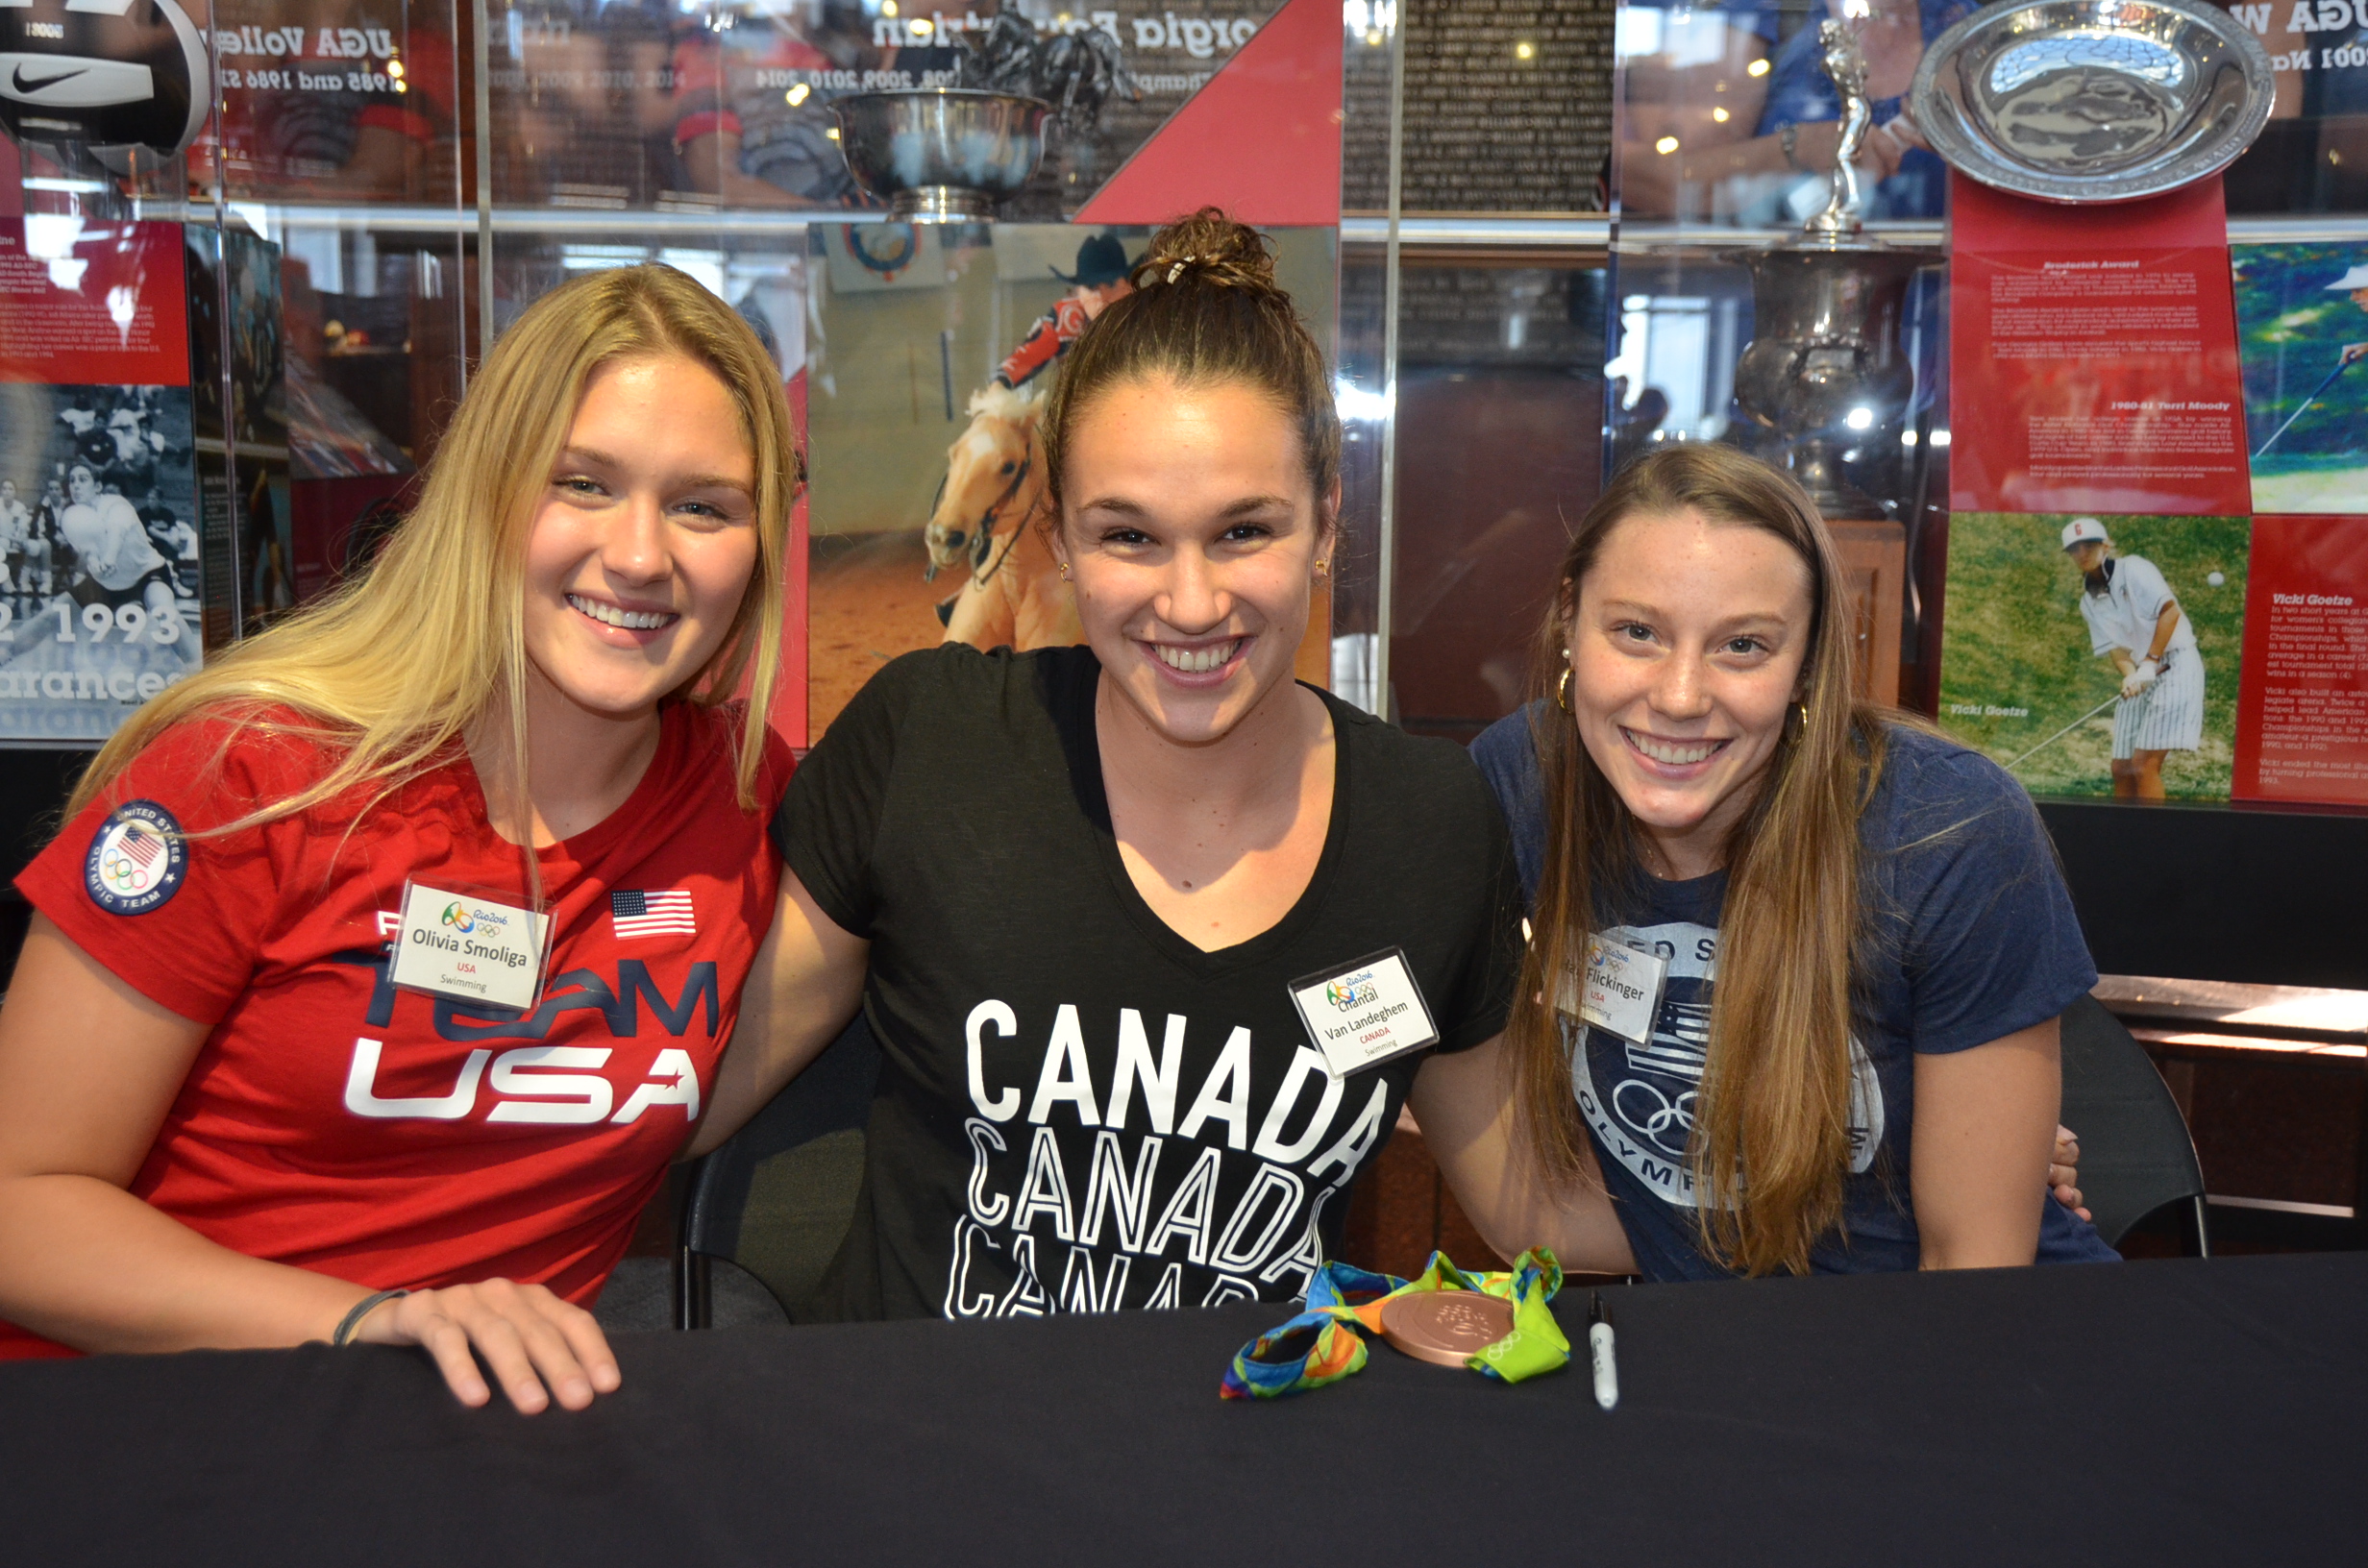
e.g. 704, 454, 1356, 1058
1378, 1289, 1515, 1368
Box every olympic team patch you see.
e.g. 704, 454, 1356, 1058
84, 800, 186, 915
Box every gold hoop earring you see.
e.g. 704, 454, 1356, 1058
1784, 700, 1808, 743
1556, 668, 1573, 713
1057, 561, 1072, 581
1314, 559, 1329, 577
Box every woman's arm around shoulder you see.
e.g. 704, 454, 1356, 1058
687, 870, 870, 1157
0, 919, 619, 1411
1912, 1015, 2061, 1270
1409, 1035, 1640, 1277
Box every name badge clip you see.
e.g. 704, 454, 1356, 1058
1288, 946, 1443, 1079
388, 878, 554, 1014
1568, 934, 1669, 1045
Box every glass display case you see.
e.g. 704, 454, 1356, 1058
7, 0, 2367, 1267
1610, 0, 1941, 707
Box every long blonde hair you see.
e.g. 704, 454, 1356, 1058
65, 264, 798, 835
1507, 445, 1889, 1277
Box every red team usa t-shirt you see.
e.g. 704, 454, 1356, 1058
2, 701, 789, 1358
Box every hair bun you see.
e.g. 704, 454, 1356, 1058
1134, 208, 1278, 295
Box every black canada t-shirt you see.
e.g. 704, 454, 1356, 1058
772, 646, 1525, 1321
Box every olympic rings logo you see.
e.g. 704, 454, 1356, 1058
84, 802, 186, 915
99, 846, 152, 892
1325, 978, 1378, 1012
1613, 1078, 1697, 1158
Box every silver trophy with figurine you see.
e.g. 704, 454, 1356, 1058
1731, 19, 1936, 521
830, 16, 1143, 219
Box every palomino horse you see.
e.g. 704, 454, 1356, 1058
925, 383, 1081, 651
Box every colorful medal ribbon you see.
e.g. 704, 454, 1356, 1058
1220, 1248, 1568, 1400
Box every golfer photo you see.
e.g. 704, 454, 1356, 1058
2232, 244, 2368, 513
2061, 517, 2202, 802
2332, 262, 2368, 375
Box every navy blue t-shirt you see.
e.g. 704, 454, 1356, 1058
1471, 707, 2118, 1278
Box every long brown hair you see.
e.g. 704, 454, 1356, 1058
1038, 208, 1339, 519
67, 264, 798, 833
1506, 445, 1891, 1277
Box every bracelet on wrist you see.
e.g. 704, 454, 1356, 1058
332, 1287, 409, 1347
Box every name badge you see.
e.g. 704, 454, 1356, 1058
388, 879, 552, 1013
1289, 947, 1442, 1078
1571, 934, 1667, 1044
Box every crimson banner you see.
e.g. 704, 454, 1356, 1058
1948, 173, 2251, 518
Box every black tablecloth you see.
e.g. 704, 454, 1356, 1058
4, 1253, 2362, 1564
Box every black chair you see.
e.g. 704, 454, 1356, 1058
675, 1014, 880, 1329
2058, 993, 2209, 1256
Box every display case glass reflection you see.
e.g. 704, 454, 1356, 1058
1616, 0, 1959, 229
2215, 0, 2368, 215
1611, 2, 1946, 495
1380, 257, 1608, 742
478, 0, 1287, 217
1614, 1, 1948, 707
187, 0, 463, 203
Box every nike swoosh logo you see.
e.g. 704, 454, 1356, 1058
12, 65, 87, 94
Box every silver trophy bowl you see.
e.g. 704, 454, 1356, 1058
830, 88, 1052, 220
1911, 0, 2274, 204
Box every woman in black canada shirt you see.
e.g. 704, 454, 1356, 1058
702, 210, 1633, 1319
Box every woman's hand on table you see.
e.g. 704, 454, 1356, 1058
349, 1279, 621, 1413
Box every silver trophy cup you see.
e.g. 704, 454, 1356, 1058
1733, 244, 1928, 519
830, 89, 1051, 219
1731, 19, 1934, 519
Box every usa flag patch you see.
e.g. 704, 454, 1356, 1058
610, 889, 695, 940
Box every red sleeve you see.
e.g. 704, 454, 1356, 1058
14, 718, 317, 1026
695, 701, 799, 814
996, 312, 1065, 389
673, 109, 742, 147
670, 33, 736, 147
762, 721, 799, 816
671, 33, 725, 96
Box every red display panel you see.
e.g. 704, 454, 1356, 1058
1073, 0, 1343, 227
2233, 514, 2368, 806
1949, 174, 2250, 518
0, 220, 189, 387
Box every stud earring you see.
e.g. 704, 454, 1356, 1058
1057, 561, 1072, 581
1314, 559, 1329, 577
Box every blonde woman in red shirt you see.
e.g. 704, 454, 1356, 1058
0, 264, 796, 1412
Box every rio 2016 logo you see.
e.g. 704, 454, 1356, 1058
1325, 976, 1378, 1012
441, 902, 475, 934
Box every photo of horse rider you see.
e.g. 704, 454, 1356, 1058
991, 233, 1137, 392
925, 233, 1141, 651
802, 221, 1337, 740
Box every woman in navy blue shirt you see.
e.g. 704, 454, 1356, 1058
1439, 445, 2114, 1278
